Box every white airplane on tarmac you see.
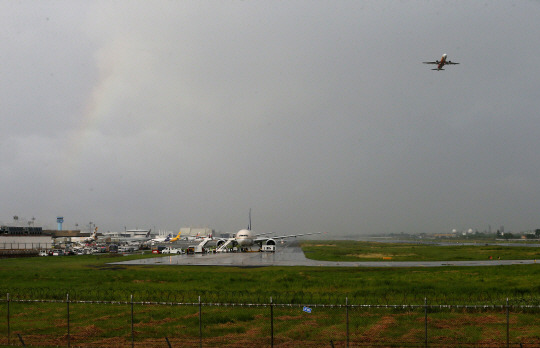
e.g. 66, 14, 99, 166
150, 233, 172, 243
215, 209, 323, 252
70, 227, 99, 244
85, 227, 99, 243
71, 227, 101, 246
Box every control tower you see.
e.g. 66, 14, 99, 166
57, 217, 64, 231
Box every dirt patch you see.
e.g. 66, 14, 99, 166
346, 253, 416, 259
346, 253, 387, 258
276, 315, 303, 321
87, 264, 127, 271
358, 315, 397, 341
431, 314, 505, 329
134, 317, 176, 327
401, 328, 424, 342
75, 324, 104, 337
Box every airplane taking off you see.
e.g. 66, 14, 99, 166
423, 53, 459, 71
215, 209, 323, 251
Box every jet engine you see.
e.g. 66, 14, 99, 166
265, 239, 276, 246
216, 239, 226, 248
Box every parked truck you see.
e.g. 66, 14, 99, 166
161, 247, 183, 254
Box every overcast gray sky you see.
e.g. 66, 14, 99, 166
2, 1, 539, 235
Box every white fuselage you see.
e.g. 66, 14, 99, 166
436, 53, 448, 70
235, 229, 254, 247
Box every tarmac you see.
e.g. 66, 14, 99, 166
112, 241, 538, 267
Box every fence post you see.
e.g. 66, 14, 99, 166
424, 297, 428, 348
67, 293, 70, 348
269, 296, 274, 348
17, 333, 25, 346
506, 297, 509, 348
131, 294, 134, 348
346, 297, 349, 348
7, 293, 10, 346
199, 295, 202, 348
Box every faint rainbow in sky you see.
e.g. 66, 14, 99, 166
61, 64, 116, 179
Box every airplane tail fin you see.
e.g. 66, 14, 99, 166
171, 230, 181, 241
248, 208, 252, 230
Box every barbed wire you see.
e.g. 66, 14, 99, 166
2, 297, 540, 311
1, 288, 539, 306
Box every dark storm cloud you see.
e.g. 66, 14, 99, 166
1, 1, 539, 235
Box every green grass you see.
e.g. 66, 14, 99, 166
1, 246, 540, 346
2, 303, 538, 347
301, 240, 540, 261
0, 249, 539, 304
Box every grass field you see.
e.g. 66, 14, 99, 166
0, 242, 539, 304
300, 240, 540, 262
1, 242, 539, 346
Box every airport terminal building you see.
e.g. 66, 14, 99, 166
0, 226, 53, 250
0, 226, 89, 250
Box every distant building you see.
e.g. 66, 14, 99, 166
180, 227, 214, 238
45, 230, 85, 238
0, 226, 53, 250
1, 226, 43, 236
124, 229, 151, 238
45, 230, 89, 243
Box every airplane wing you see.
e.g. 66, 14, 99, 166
422, 61, 440, 64
446, 61, 459, 65
254, 231, 323, 244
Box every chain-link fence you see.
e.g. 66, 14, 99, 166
1, 294, 539, 347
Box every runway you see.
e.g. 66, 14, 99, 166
112, 241, 538, 267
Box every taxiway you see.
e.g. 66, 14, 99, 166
112, 241, 537, 267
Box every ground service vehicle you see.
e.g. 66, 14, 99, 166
162, 247, 183, 254
261, 245, 275, 252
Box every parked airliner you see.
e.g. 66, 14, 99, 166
150, 233, 172, 243
169, 231, 183, 242
423, 53, 459, 71
215, 210, 323, 251
168, 230, 212, 243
